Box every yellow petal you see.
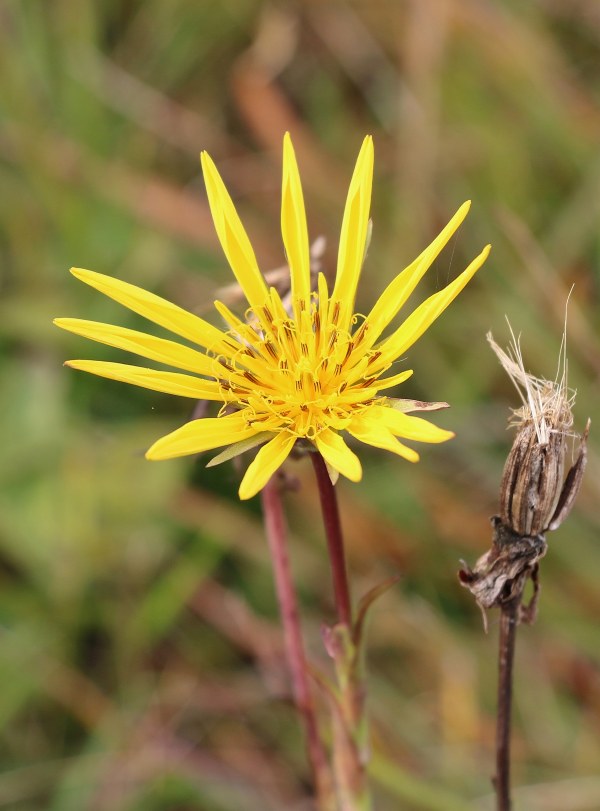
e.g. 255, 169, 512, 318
317, 272, 329, 324
201, 151, 269, 310
55, 319, 220, 377
369, 369, 413, 392
371, 244, 491, 372
213, 300, 261, 342
66, 360, 226, 400
68, 268, 233, 355
146, 411, 257, 460
377, 407, 455, 443
314, 429, 362, 482
238, 432, 296, 500
281, 133, 311, 315
357, 201, 472, 354
347, 415, 420, 462
331, 136, 374, 330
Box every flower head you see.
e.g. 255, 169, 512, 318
487, 329, 589, 536
459, 329, 589, 620
55, 134, 490, 499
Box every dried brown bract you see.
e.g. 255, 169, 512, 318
459, 327, 589, 624
459, 518, 547, 628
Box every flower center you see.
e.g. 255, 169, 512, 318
217, 294, 385, 439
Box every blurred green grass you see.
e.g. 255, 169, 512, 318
1, 1, 600, 809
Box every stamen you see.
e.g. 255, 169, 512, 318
282, 322, 299, 363
302, 371, 315, 398
263, 341, 279, 360
353, 321, 368, 345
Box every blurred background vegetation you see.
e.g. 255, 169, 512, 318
1, 1, 599, 809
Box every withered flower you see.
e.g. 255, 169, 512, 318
460, 329, 589, 621
492, 331, 589, 537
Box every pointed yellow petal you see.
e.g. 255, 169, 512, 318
201, 151, 268, 310
314, 429, 362, 482
370, 369, 413, 392
357, 201, 472, 353
317, 272, 329, 322
238, 432, 296, 500
66, 360, 226, 400
213, 300, 260, 342
55, 319, 220, 377
146, 411, 256, 460
281, 133, 311, 315
331, 136, 374, 329
347, 415, 420, 462
68, 268, 232, 355
372, 244, 491, 371
377, 407, 455, 443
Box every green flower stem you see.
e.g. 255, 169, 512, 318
310, 451, 353, 628
327, 624, 373, 811
261, 477, 334, 810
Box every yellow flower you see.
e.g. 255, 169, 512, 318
55, 134, 490, 499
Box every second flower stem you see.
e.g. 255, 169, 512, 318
261, 476, 333, 809
310, 451, 352, 628
495, 596, 520, 811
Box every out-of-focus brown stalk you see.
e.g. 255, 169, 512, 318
261, 477, 334, 810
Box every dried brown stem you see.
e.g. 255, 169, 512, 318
260, 476, 333, 809
494, 595, 521, 811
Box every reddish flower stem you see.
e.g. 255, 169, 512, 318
260, 476, 332, 807
310, 452, 352, 628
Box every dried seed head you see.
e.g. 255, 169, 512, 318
458, 325, 589, 621
488, 327, 588, 537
